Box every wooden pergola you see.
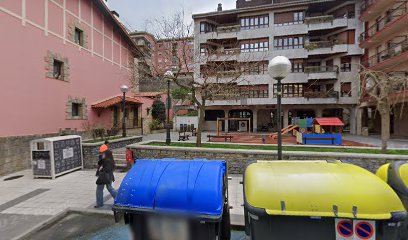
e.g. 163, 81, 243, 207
216, 117, 252, 135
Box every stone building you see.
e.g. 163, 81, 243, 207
193, 0, 364, 133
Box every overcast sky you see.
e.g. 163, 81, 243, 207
108, 0, 236, 32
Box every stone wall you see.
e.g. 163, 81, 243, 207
0, 133, 62, 176
128, 143, 408, 174
82, 136, 143, 169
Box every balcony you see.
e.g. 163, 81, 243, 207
304, 66, 339, 80
304, 91, 339, 99
366, 38, 408, 70
304, 41, 348, 56
305, 15, 349, 31
359, 2, 408, 48
360, 0, 399, 21
216, 24, 241, 39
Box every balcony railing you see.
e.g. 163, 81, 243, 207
208, 48, 240, 56
359, 1, 408, 43
366, 38, 408, 67
216, 24, 241, 33
304, 41, 334, 50
304, 15, 335, 25
304, 66, 339, 73
304, 91, 339, 99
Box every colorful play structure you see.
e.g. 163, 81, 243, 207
270, 117, 345, 145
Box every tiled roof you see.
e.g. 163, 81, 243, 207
314, 118, 345, 126
92, 95, 142, 109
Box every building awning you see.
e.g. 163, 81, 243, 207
91, 96, 142, 109
313, 118, 345, 126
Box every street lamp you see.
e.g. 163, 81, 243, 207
164, 70, 174, 145
268, 56, 291, 160
120, 85, 129, 137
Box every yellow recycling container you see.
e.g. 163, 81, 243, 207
377, 161, 408, 239
244, 160, 406, 240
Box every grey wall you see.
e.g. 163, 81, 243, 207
129, 144, 408, 174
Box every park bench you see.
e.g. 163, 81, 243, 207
178, 131, 190, 141
207, 135, 233, 142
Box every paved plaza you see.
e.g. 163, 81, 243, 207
0, 169, 244, 239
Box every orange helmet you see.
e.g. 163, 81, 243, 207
99, 144, 108, 153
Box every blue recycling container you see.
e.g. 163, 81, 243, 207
113, 159, 231, 240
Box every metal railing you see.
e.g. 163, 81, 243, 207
304, 15, 335, 24
208, 48, 240, 56
304, 65, 339, 73
359, 1, 407, 43
304, 91, 339, 98
216, 24, 241, 33
304, 41, 334, 50
366, 38, 408, 67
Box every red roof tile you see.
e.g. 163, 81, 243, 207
314, 118, 345, 126
92, 96, 142, 109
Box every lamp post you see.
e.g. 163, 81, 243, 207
164, 70, 174, 145
120, 85, 129, 137
268, 56, 291, 160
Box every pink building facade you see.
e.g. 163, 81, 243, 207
0, 0, 139, 175
0, 0, 137, 137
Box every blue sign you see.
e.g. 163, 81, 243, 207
355, 222, 374, 239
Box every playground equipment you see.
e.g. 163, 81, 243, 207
269, 124, 298, 140
244, 160, 406, 240
113, 159, 231, 240
296, 117, 344, 145
377, 161, 408, 239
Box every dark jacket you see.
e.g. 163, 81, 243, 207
96, 150, 115, 185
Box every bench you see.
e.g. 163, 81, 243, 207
207, 135, 233, 142
178, 131, 190, 141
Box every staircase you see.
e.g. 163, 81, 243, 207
111, 148, 128, 169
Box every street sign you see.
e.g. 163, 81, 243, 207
336, 219, 353, 240
354, 220, 376, 240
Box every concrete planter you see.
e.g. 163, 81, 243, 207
128, 141, 408, 174
82, 136, 143, 169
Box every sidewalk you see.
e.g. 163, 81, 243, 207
0, 169, 244, 239
343, 134, 408, 149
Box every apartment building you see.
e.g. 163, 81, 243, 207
193, 0, 364, 134
0, 0, 139, 175
358, 0, 408, 137
130, 32, 194, 92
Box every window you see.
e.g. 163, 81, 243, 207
242, 62, 268, 75
74, 28, 83, 46
274, 36, 304, 50
200, 22, 215, 33
240, 15, 269, 30
274, 83, 304, 97
274, 11, 304, 26
240, 85, 269, 98
240, 39, 269, 52
53, 59, 63, 79
205, 110, 225, 121
71, 103, 82, 117
340, 56, 352, 72
341, 82, 352, 97
291, 59, 304, 72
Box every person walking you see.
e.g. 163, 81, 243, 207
95, 143, 117, 208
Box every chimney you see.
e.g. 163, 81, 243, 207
111, 10, 120, 19
217, 3, 223, 11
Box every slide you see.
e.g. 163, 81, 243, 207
270, 125, 298, 140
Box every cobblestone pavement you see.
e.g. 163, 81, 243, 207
0, 169, 244, 239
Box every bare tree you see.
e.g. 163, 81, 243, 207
141, 10, 267, 146
360, 68, 408, 152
